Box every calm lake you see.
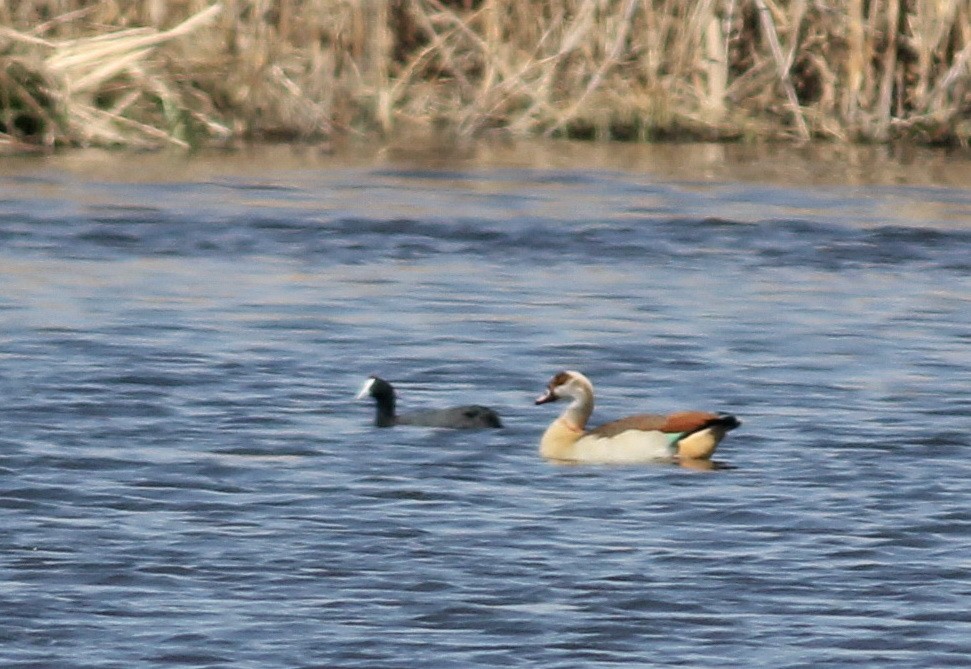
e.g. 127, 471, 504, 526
1, 140, 970, 668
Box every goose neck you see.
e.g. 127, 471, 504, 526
561, 393, 592, 431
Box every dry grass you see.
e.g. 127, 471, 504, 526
1, 0, 969, 151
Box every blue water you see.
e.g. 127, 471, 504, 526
1, 145, 970, 668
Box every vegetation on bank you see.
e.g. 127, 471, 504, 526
1, 0, 970, 152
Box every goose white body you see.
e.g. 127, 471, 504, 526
539, 418, 676, 463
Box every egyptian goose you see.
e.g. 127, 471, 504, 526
357, 375, 502, 429
534, 370, 739, 463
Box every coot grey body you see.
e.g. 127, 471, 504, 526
356, 376, 502, 429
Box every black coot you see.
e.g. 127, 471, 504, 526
356, 375, 502, 429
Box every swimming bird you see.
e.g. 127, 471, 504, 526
356, 375, 503, 429
534, 370, 739, 464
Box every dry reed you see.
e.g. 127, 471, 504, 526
1, 0, 969, 151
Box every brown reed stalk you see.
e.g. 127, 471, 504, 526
843, 0, 865, 127
753, 0, 809, 140
875, 0, 901, 140
702, 0, 731, 123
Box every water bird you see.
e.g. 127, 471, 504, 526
356, 375, 503, 429
534, 370, 739, 464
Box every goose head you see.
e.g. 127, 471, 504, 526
535, 370, 594, 408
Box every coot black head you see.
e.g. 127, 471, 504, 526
356, 375, 397, 427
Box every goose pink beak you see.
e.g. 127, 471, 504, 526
535, 388, 558, 405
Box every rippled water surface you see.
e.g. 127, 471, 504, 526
2, 142, 970, 668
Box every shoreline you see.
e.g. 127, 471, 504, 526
4, 138, 971, 191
